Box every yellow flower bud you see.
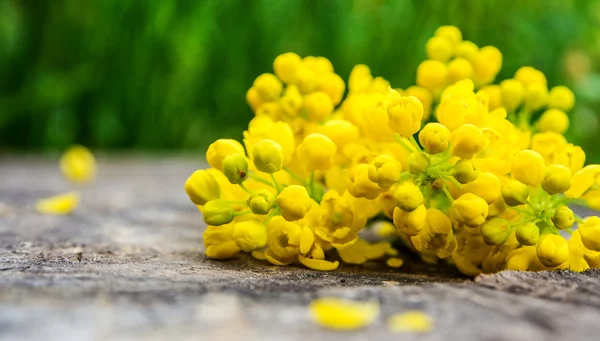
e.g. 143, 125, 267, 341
206, 139, 245, 171
452, 193, 489, 227
435, 25, 462, 45
253, 73, 283, 101
296, 67, 318, 93
462, 172, 501, 205
536, 234, 569, 267
537, 109, 569, 134
404, 86, 433, 121
368, 155, 402, 188
455, 40, 478, 60
407, 152, 430, 174
419, 123, 450, 155
450, 124, 484, 159
579, 216, 600, 251
500, 79, 525, 111
202, 199, 235, 226
318, 72, 345, 105
252, 139, 283, 173
35, 192, 80, 215
448, 58, 473, 84
60, 145, 96, 184
246, 87, 263, 112
303, 91, 334, 122
348, 164, 382, 199
516, 222, 540, 246
505, 246, 536, 271
501, 179, 529, 206
480, 85, 502, 110
393, 205, 426, 236
393, 182, 424, 212
511, 150, 546, 187
416, 60, 448, 95
222, 154, 249, 184
276, 185, 312, 221
387, 96, 423, 138
247, 188, 275, 215
426, 36, 453, 62
203, 223, 240, 260
548, 85, 575, 112
524, 83, 548, 111
542, 164, 571, 195
472, 46, 502, 86
233, 220, 267, 252
297, 133, 337, 172
309, 298, 379, 331
303, 56, 334, 74
481, 218, 511, 245
453, 159, 479, 184
279, 85, 303, 116
319, 120, 360, 149
273, 52, 302, 84
185, 170, 221, 205
552, 206, 574, 230
515, 66, 547, 88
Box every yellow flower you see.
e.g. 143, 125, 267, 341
524, 83, 548, 111
579, 216, 600, 252
536, 234, 569, 267
516, 222, 540, 246
310, 298, 379, 330
501, 179, 529, 206
246, 87, 263, 112
303, 56, 334, 74
537, 109, 569, 134
203, 223, 241, 259
449, 124, 485, 159
393, 182, 424, 212
411, 208, 454, 253
297, 133, 337, 172
388, 311, 433, 333
386, 257, 404, 268
426, 36, 453, 62
515, 66, 547, 88
511, 150, 546, 187
505, 246, 536, 271
455, 40, 478, 60
279, 85, 303, 117
206, 139, 245, 171
253, 73, 282, 101
480, 84, 502, 110
348, 64, 373, 94
393, 204, 427, 236
348, 164, 382, 199
452, 193, 489, 227
416, 60, 448, 95
548, 85, 575, 112
419, 123, 450, 155
318, 72, 346, 106
221, 154, 249, 184
435, 25, 462, 45
303, 91, 334, 122
35, 192, 80, 215
252, 139, 283, 173
541, 164, 571, 195
276, 185, 313, 221
552, 206, 574, 230
453, 159, 479, 184
60, 145, 96, 183
247, 189, 275, 215
565, 165, 600, 199
387, 96, 423, 138
448, 57, 473, 84
407, 152, 430, 174
462, 172, 501, 205
368, 154, 402, 188
471, 46, 502, 86
500, 79, 524, 111
318, 120, 360, 149
404, 86, 433, 121
244, 116, 295, 165
202, 199, 235, 226
273, 52, 302, 84
233, 220, 267, 252
185, 170, 221, 205
481, 218, 511, 245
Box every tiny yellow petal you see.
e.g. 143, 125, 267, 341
298, 256, 339, 271
310, 298, 379, 330
251, 250, 267, 261
300, 226, 315, 255
386, 257, 404, 268
388, 311, 433, 333
35, 192, 80, 215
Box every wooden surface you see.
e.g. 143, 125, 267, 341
1, 156, 599, 341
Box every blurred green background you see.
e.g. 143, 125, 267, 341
1, 0, 600, 160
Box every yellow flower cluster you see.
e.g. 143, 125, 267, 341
185, 26, 600, 276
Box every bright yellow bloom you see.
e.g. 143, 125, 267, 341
253, 73, 282, 101
449, 124, 485, 159
184, 170, 221, 205
505, 246, 536, 271
426, 36, 453, 62
303, 91, 334, 122
206, 139, 246, 171
273, 52, 302, 84
60, 145, 96, 183
388, 311, 433, 333
412, 208, 454, 254
318, 72, 345, 105
265, 216, 302, 264
537, 109, 569, 134
319, 120, 360, 149
480, 84, 502, 110
435, 25, 462, 45
203, 223, 240, 259
368, 154, 402, 188
252, 139, 283, 173
500, 79, 524, 111
516, 222, 540, 246
501, 179, 529, 206
448, 58, 473, 84
579, 216, 600, 252
404, 86, 433, 121
393, 204, 427, 236
541, 164, 571, 195
455, 40, 478, 60
244, 116, 295, 165
310, 298, 379, 330
387, 96, 423, 138
35, 192, 80, 215
233, 220, 267, 252
515, 66, 547, 88
416, 60, 448, 95
247, 188, 275, 214
552, 206, 574, 230
565, 165, 600, 199
407, 152, 430, 174
202, 199, 235, 226
511, 150, 546, 187
348, 164, 382, 199
303, 56, 334, 74
297, 133, 337, 172
246, 87, 263, 112
452, 193, 489, 227
548, 85, 575, 112
453, 159, 479, 184
393, 182, 424, 212
471, 46, 502, 86
461, 172, 501, 205
536, 234, 569, 267
419, 123, 450, 155
524, 83, 548, 111
275, 186, 312, 222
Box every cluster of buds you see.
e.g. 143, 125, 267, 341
185, 26, 600, 276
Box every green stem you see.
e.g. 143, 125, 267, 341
283, 167, 306, 185
233, 210, 252, 216
249, 174, 276, 187
225, 199, 248, 205
409, 136, 422, 152
443, 175, 462, 189
264, 207, 280, 226
239, 183, 252, 193
309, 172, 315, 197
270, 174, 281, 193
394, 134, 415, 153
442, 186, 454, 202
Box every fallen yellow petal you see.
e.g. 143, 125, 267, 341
298, 255, 339, 271
251, 250, 267, 261
386, 257, 404, 268
60, 145, 96, 183
35, 192, 80, 215
388, 311, 433, 333
310, 298, 379, 330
